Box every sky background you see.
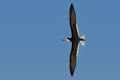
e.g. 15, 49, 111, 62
0, 0, 120, 80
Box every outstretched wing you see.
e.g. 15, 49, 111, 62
69, 42, 79, 76
69, 3, 79, 38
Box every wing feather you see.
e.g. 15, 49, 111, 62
69, 4, 79, 38
69, 42, 79, 76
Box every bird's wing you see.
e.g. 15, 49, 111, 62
69, 41, 79, 76
69, 3, 79, 38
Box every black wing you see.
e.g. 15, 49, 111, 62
69, 41, 79, 76
69, 3, 79, 38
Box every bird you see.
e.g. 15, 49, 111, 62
63, 3, 86, 76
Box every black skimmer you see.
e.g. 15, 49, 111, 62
63, 3, 86, 76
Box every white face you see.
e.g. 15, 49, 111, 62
63, 38, 70, 42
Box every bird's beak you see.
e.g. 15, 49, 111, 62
62, 39, 65, 41
62, 38, 67, 41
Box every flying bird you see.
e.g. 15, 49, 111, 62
63, 3, 86, 76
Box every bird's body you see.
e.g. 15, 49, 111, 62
63, 3, 86, 76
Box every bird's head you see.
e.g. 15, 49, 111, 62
63, 38, 70, 42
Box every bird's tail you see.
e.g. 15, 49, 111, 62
80, 35, 86, 46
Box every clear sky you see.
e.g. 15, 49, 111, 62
0, 0, 120, 80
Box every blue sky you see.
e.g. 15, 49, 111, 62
0, 0, 120, 80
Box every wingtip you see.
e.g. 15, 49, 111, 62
70, 71, 74, 77
70, 3, 74, 8
70, 54, 76, 77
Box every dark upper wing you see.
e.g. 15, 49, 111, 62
69, 3, 79, 38
69, 41, 79, 76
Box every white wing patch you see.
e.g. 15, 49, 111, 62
76, 45, 79, 57
76, 24, 79, 36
